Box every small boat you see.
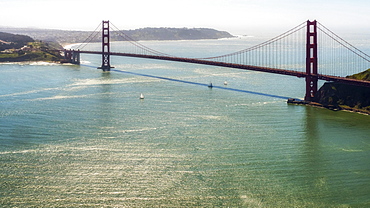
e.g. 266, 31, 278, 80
224, 81, 228, 85
208, 82, 213, 88
140, 93, 144, 99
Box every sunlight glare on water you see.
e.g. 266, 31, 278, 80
1, 38, 370, 207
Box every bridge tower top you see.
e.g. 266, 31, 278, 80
98, 20, 114, 71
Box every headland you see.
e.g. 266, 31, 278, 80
0, 32, 63, 63
288, 69, 370, 115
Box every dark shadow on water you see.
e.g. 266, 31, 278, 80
111, 69, 291, 100
80, 64, 291, 99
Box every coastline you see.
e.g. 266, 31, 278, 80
287, 98, 370, 115
0, 61, 71, 65
62, 43, 83, 50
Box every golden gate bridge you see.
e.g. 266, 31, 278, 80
63, 20, 370, 101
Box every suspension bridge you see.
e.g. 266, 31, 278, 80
63, 20, 370, 101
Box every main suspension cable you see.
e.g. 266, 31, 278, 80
75, 22, 102, 50
317, 22, 370, 62
199, 21, 307, 60
109, 22, 174, 57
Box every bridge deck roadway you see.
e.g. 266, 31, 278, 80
76, 50, 370, 87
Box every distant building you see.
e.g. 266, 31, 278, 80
0, 40, 11, 45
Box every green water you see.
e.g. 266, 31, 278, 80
1, 39, 369, 207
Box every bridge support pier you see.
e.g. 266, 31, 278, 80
98, 20, 114, 71
71, 50, 80, 64
64, 49, 80, 64
305, 20, 318, 101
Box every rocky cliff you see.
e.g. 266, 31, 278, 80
313, 69, 370, 114
314, 82, 370, 111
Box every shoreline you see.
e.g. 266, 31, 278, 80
62, 43, 83, 49
287, 98, 370, 115
0, 60, 71, 65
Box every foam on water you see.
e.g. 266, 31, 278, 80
0, 61, 60, 66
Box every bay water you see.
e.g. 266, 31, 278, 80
1, 38, 369, 207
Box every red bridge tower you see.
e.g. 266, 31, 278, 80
98, 20, 114, 71
305, 20, 318, 101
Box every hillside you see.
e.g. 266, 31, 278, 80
0, 32, 63, 62
123, 28, 234, 41
346, 68, 370, 81
0, 27, 234, 44
0, 32, 34, 51
313, 69, 370, 114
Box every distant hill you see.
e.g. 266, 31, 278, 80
0, 27, 234, 44
123, 27, 234, 41
0, 32, 34, 51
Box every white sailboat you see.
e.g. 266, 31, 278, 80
140, 93, 144, 99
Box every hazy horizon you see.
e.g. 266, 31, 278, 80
1, 0, 369, 35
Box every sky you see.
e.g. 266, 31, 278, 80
1, 0, 369, 35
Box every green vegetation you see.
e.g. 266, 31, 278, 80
314, 69, 370, 114
0, 31, 34, 51
0, 32, 63, 62
346, 68, 370, 81
0, 50, 62, 62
